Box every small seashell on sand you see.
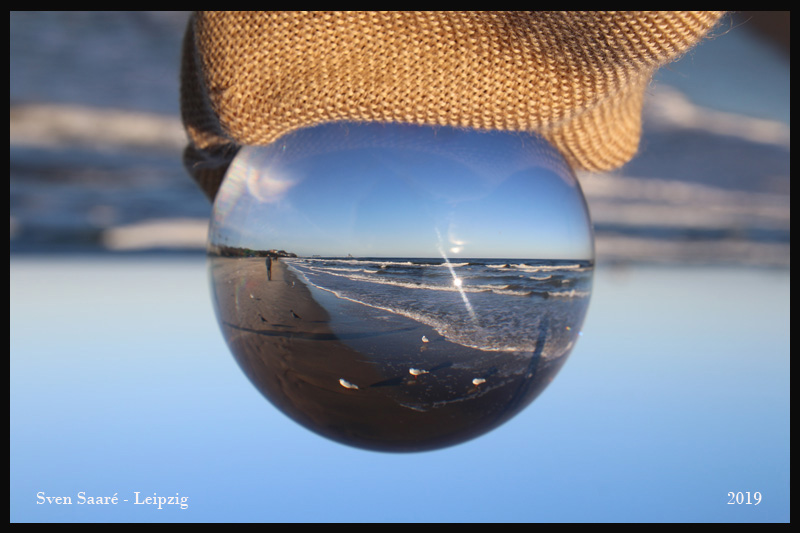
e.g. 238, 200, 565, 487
339, 378, 359, 389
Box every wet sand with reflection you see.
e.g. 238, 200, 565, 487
209, 256, 566, 451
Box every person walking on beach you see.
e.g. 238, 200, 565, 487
266, 255, 272, 281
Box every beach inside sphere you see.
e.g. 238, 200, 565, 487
207, 123, 594, 451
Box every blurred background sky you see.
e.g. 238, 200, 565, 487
10, 12, 790, 523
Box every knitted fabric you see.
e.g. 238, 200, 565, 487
180, 11, 726, 200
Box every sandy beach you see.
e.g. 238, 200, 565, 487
208, 256, 567, 451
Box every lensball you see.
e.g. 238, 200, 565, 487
208, 123, 594, 452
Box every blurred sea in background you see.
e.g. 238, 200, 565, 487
10, 11, 790, 267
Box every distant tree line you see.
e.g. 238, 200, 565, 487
210, 245, 297, 258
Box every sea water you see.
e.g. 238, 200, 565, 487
286, 256, 592, 356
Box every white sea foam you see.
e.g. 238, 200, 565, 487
286, 258, 592, 355
486, 263, 584, 272
301, 264, 538, 297
290, 265, 533, 352
547, 289, 590, 298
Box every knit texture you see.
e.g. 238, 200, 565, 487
181, 11, 725, 200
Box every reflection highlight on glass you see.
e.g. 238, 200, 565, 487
208, 123, 594, 452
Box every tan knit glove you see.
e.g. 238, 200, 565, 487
180, 11, 726, 201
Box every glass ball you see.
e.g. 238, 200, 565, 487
208, 123, 594, 452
